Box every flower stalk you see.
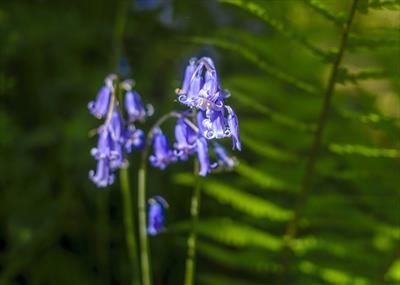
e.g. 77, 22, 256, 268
184, 160, 202, 285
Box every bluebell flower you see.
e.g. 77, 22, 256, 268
213, 142, 237, 170
125, 89, 147, 122
108, 106, 124, 143
174, 118, 197, 160
149, 128, 176, 170
124, 126, 145, 153
88, 74, 115, 119
179, 57, 196, 96
201, 109, 227, 139
90, 126, 112, 160
89, 158, 115, 188
196, 136, 211, 176
147, 196, 169, 236
226, 105, 241, 151
89, 127, 115, 187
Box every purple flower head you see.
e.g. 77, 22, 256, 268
124, 126, 145, 153
174, 118, 197, 160
109, 139, 125, 170
89, 158, 115, 188
125, 90, 146, 122
196, 136, 211, 176
88, 74, 116, 119
90, 126, 112, 160
214, 142, 237, 170
203, 109, 227, 139
149, 128, 176, 170
108, 106, 124, 143
179, 57, 196, 95
226, 105, 241, 151
147, 196, 169, 236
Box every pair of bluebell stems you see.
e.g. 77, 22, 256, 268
88, 57, 241, 236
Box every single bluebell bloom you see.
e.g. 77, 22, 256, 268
196, 136, 211, 176
214, 142, 237, 170
226, 105, 241, 151
125, 90, 147, 122
149, 128, 176, 170
124, 126, 145, 153
90, 125, 112, 160
202, 109, 227, 139
180, 58, 197, 95
174, 118, 197, 160
147, 196, 169, 236
109, 139, 125, 170
88, 75, 115, 119
89, 158, 115, 188
108, 106, 124, 143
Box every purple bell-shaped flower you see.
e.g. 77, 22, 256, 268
149, 128, 176, 170
147, 196, 169, 236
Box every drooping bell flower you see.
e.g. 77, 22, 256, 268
147, 196, 169, 236
213, 142, 237, 170
174, 118, 197, 160
124, 126, 145, 153
125, 89, 147, 122
108, 106, 124, 143
226, 105, 241, 151
90, 125, 112, 160
179, 57, 197, 95
88, 74, 115, 119
89, 158, 115, 188
149, 128, 176, 170
196, 136, 211, 176
202, 109, 226, 139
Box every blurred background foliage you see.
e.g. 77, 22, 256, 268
0, 0, 399, 284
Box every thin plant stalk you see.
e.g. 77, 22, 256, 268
184, 160, 202, 285
138, 147, 152, 285
120, 168, 140, 285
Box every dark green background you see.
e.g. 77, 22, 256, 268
0, 0, 399, 284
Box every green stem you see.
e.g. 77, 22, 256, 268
138, 147, 152, 285
184, 160, 202, 285
111, 0, 130, 72
280, 0, 359, 282
96, 189, 110, 285
120, 168, 140, 285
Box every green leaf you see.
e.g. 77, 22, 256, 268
188, 36, 321, 95
202, 180, 293, 221
219, 0, 330, 59
329, 143, 400, 158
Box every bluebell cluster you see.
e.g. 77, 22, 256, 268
88, 58, 240, 235
88, 75, 147, 187
148, 57, 240, 176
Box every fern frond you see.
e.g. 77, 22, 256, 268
302, 0, 346, 25
242, 133, 299, 162
299, 260, 369, 285
231, 88, 316, 132
369, 0, 400, 10
338, 109, 400, 125
219, 0, 331, 59
197, 241, 280, 273
189, 36, 321, 95
202, 180, 293, 222
385, 258, 400, 283
235, 163, 298, 192
179, 218, 283, 251
329, 143, 400, 158
200, 273, 263, 285
348, 33, 399, 50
